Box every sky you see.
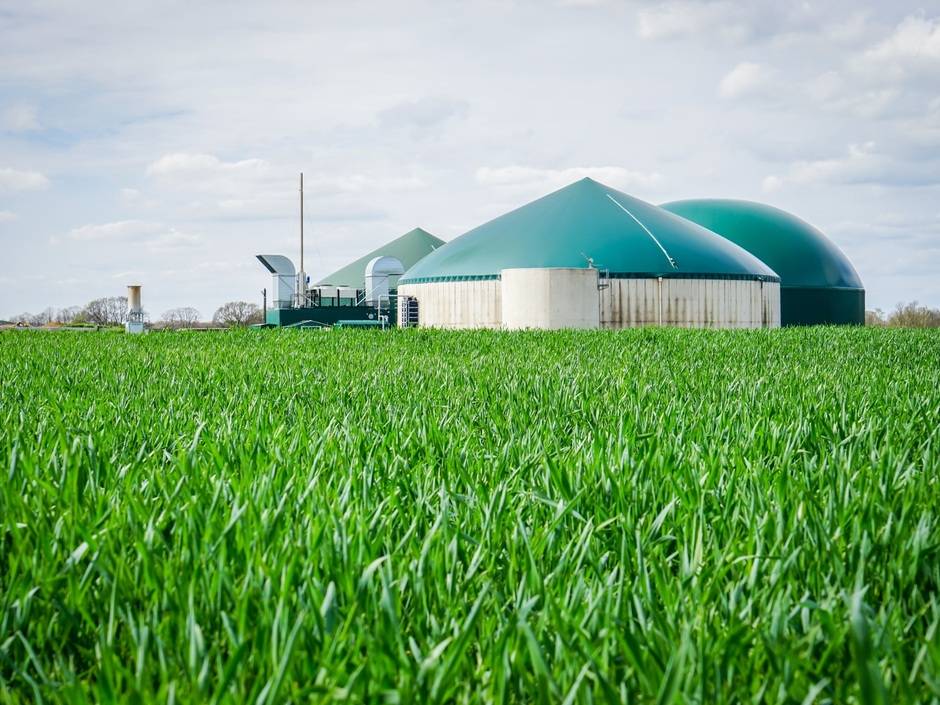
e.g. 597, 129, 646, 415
1, 0, 939, 320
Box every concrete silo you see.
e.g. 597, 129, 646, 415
398, 178, 780, 329
660, 199, 864, 325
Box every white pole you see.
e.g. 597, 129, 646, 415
658, 277, 663, 326
298, 172, 305, 307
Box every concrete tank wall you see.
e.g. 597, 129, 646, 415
600, 278, 779, 328
501, 268, 599, 330
400, 276, 779, 329
398, 280, 501, 329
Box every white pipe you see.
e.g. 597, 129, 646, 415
606, 194, 678, 269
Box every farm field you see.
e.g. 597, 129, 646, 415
1, 328, 939, 703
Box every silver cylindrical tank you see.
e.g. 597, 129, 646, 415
364, 256, 405, 306
127, 285, 142, 313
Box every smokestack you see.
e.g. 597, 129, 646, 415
126, 284, 145, 334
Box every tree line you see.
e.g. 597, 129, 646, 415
9, 298, 939, 329
865, 301, 940, 328
7, 298, 263, 328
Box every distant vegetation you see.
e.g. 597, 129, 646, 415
158, 306, 201, 330
1, 328, 938, 702
212, 300, 263, 326
866, 301, 940, 327
7, 296, 130, 327
8, 299, 940, 331
5, 299, 264, 329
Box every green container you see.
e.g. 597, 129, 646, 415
266, 304, 392, 328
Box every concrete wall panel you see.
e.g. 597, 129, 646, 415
501, 268, 599, 330
402, 276, 780, 330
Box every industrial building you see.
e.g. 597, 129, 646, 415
659, 199, 865, 325
257, 227, 441, 327
397, 178, 781, 329
256, 174, 864, 331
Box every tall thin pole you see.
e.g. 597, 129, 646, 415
299, 172, 305, 307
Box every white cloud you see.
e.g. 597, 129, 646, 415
0, 167, 50, 191
899, 97, 940, 147
0, 210, 16, 222
856, 15, 940, 83
475, 166, 663, 193
147, 153, 268, 177
637, 2, 747, 42
378, 96, 469, 130
763, 142, 877, 191
762, 142, 940, 191
636, 2, 824, 43
143, 152, 426, 220
824, 12, 870, 44
68, 220, 164, 242
146, 229, 203, 253
866, 15, 940, 63
1, 103, 41, 132
719, 62, 770, 99
805, 71, 900, 119
66, 220, 203, 253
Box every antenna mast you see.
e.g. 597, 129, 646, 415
299, 172, 305, 306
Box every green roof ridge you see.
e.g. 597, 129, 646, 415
317, 227, 445, 288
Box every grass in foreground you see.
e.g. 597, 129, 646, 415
1, 327, 939, 703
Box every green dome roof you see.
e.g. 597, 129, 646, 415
659, 199, 863, 290
319, 227, 444, 290
400, 179, 779, 284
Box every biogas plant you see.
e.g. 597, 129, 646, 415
258, 176, 863, 330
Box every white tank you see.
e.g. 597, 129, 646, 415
364, 256, 404, 306
127, 285, 142, 313
126, 284, 145, 333
501, 268, 599, 330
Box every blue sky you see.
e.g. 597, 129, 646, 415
2, 0, 939, 319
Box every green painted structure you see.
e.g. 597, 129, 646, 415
265, 305, 385, 327
263, 227, 440, 328
660, 199, 864, 325
400, 178, 778, 284
318, 227, 444, 289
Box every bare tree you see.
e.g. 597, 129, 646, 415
85, 296, 128, 326
161, 307, 201, 329
55, 305, 85, 324
865, 309, 885, 326
28, 307, 55, 326
213, 301, 262, 327
887, 301, 940, 328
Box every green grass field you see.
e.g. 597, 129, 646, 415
1, 328, 939, 703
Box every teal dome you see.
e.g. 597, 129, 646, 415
401, 179, 779, 284
660, 199, 864, 325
